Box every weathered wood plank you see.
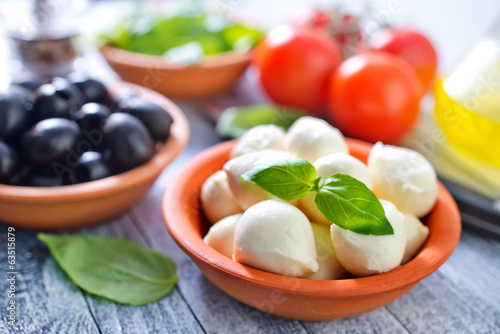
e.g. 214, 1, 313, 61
386, 268, 500, 334
437, 231, 500, 323
0, 227, 99, 334
303, 307, 409, 334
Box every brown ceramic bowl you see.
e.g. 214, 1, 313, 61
99, 44, 252, 99
162, 139, 461, 321
0, 82, 189, 230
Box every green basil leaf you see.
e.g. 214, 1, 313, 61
38, 233, 178, 306
221, 24, 264, 51
241, 159, 316, 201
215, 105, 306, 139
102, 9, 262, 58
315, 174, 394, 236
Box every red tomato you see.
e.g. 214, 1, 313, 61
369, 28, 438, 92
254, 25, 342, 114
328, 52, 423, 144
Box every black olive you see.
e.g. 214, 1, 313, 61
22, 118, 80, 166
70, 77, 109, 104
115, 96, 173, 141
31, 84, 72, 120
102, 113, 154, 170
31, 162, 76, 186
0, 141, 19, 183
0, 89, 31, 143
74, 103, 111, 131
51, 77, 85, 110
69, 151, 111, 184
31, 77, 86, 121
18, 172, 64, 187
12, 164, 65, 186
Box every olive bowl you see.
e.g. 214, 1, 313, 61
99, 44, 252, 99
162, 139, 461, 321
0, 82, 189, 230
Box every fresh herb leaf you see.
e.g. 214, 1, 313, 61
311, 177, 322, 193
315, 174, 394, 236
101, 10, 263, 58
241, 159, 316, 201
242, 161, 394, 236
38, 233, 178, 306
221, 24, 264, 51
215, 104, 306, 139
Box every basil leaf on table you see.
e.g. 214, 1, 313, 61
315, 174, 394, 236
241, 159, 318, 201
216, 104, 306, 139
38, 233, 178, 306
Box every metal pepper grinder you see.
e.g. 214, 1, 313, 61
2, 0, 88, 78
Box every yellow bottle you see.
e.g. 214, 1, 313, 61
434, 31, 500, 168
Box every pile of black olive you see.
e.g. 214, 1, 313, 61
0, 76, 174, 187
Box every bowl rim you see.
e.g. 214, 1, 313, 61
0, 82, 190, 203
99, 43, 253, 71
162, 139, 462, 298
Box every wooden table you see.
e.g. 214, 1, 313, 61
1, 1, 500, 333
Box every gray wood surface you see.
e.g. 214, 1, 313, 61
1, 1, 500, 333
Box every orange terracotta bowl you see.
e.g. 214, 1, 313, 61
0, 82, 189, 230
99, 44, 252, 99
162, 138, 462, 321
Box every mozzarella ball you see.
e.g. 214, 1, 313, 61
307, 223, 350, 280
402, 213, 429, 264
301, 153, 372, 224
330, 200, 406, 277
285, 116, 348, 162
203, 214, 242, 258
230, 125, 286, 158
233, 199, 319, 278
223, 149, 295, 210
368, 142, 437, 218
201, 170, 243, 225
